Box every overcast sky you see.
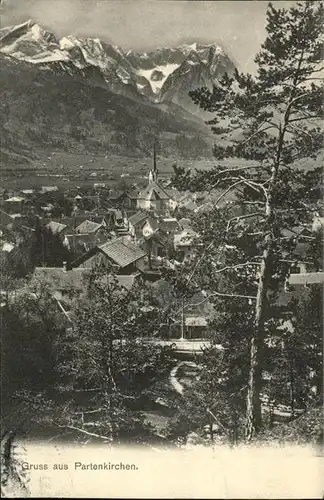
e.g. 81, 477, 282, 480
1, 0, 297, 72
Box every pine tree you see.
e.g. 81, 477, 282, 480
55, 268, 174, 443
174, 1, 323, 439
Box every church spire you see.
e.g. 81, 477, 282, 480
149, 141, 159, 184
152, 141, 158, 182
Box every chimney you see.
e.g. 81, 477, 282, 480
63, 261, 68, 273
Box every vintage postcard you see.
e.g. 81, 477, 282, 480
0, 0, 323, 498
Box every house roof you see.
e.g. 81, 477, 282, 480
182, 200, 198, 211
5, 196, 25, 203
144, 217, 159, 232
129, 211, 149, 227
166, 188, 182, 201
160, 218, 181, 233
33, 267, 138, 296
76, 219, 103, 234
99, 237, 147, 267
126, 189, 139, 200
100, 273, 140, 291
33, 267, 92, 291
179, 218, 192, 229
312, 216, 324, 233
1, 242, 15, 253
41, 186, 58, 192
174, 228, 198, 247
45, 221, 68, 235
138, 182, 170, 201
108, 190, 124, 200
63, 233, 93, 252
288, 272, 324, 286
185, 316, 208, 327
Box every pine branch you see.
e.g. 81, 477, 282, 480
226, 212, 265, 232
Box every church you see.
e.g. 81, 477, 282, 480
137, 146, 176, 212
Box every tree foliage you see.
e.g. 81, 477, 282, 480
172, 0, 323, 440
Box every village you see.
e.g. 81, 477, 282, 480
1, 146, 323, 354
1, 6, 323, 494
1, 149, 221, 345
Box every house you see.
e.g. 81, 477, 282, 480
140, 229, 173, 267
128, 211, 151, 240
32, 264, 140, 305
137, 182, 174, 212
63, 233, 94, 256
174, 228, 198, 261
0, 241, 15, 254
40, 203, 55, 215
3, 196, 25, 214
179, 218, 192, 230
181, 200, 198, 212
75, 219, 104, 234
20, 189, 34, 197
137, 153, 174, 212
150, 280, 212, 339
32, 265, 92, 303
73, 236, 147, 275
45, 221, 71, 238
142, 217, 159, 239
185, 316, 208, 339
108, 189, 138, 209
287, 272, 324, 289
40, 186, 59, 194
159, 218, 181, 234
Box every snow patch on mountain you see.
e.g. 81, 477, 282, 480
136, 63, 180, 93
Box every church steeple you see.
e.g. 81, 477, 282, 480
149, 142, 159, 184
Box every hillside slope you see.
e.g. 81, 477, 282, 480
0, 54, 214, 165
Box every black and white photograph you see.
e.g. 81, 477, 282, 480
0, 0, 323, 497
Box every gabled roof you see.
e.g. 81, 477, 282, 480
144, 217, 159, 232
5, 196, 25, 203
288, 272, 324, 286
99, 237, 147, 267
21, 189, 34, 195
76, 219, 103, 234
1, 242, 15, 253
45, 221, 68, 235
108, 190, 124, 200
100, 273, 140, 291
129, 211, 149, 227
160, 218, 181, 233
40, 186, 58, 193
138, 182, 170, 201
33, 267, 139, 295
33, 267, 92, 291
63, 233, 93, 252
185, 316, 208, 327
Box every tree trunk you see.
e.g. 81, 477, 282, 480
180, 296, 185, 340
245, 243, 272, 440
289, 362, 295, 418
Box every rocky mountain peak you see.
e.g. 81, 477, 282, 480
0, 21, 236, 115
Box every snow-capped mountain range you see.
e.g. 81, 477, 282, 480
0, 20, 236, 113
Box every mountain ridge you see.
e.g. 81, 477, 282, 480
0, 52, 214, 165
0, 20, 236, 112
